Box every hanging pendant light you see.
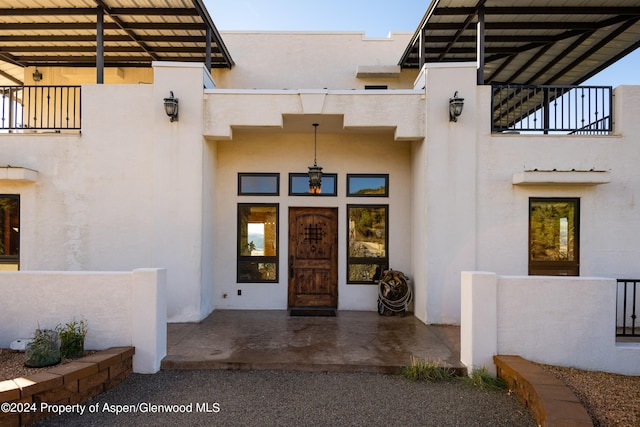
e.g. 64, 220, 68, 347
308, 123, 323, 194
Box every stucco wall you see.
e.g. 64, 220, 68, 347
210, 32, 417, 90
0, 269, 166, 373
0, 84, 155, 271
475, 85, 640, 280
213, 132, 412, 311
461, 272, 640, 376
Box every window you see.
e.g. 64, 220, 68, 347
529, 198, 579, 276
238, 173, 279, 196
288, 173, 337, 196
347, 174, 389, 197
0, 195, 19, 270
238, 204, 278, 282
347, 205, 388, 283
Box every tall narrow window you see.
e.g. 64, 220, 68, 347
529, 198, 579, 276
238, 204, 278, 282
347, 205, 388, 283
0, 195, 19, 270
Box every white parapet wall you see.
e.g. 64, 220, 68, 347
461, 271, 640, 376
0, 268, 167, 374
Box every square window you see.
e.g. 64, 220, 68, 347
529, 198, 579, 276
238, 204, 278, 282
347, 174, 388, 197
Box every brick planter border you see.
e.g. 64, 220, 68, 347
494, 355, 593, 427
0, 346, 134, 426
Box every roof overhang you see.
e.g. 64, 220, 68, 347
399, 0, 640, 85
0, 0, 234, 85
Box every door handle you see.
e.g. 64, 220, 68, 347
289, 255, 294, 279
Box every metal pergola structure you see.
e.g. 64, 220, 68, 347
0, 0, 234, 85
399, 0, 640, 86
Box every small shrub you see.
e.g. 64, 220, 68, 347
57, 318, 88, 359
400, 356, 457, 382
464, 367, 507, 391
24, 329, 61, 368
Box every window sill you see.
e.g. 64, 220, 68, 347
0, 166, 38, 183
513, 170, 610, 186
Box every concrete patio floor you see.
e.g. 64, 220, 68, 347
161, 310, 464, 374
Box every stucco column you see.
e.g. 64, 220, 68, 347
417, 63, 478, 324
460, 271, 497, 375
152, 62, 208, 322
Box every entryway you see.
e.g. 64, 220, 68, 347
162, 310, 464, 374
288, 207, 338, 309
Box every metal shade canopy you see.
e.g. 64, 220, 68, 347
0, 0, 234, 85
399, 0, 640, 86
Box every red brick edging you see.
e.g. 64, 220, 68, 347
494, 355, 593, 427
0, 346, 134, 426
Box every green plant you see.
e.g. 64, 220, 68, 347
24, 329, 61, 368
56, 318, 87, 359
464, 367, 507, 391
400, 356, 457, 382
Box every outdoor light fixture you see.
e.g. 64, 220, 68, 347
32, 68, 42, 83
308, 123, 323, 194
449, 91, 464, 122
163, 91, 179, 122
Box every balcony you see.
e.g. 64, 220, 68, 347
1, 86, 81, 132
491, 84, 612, 135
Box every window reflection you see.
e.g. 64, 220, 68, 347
347, 174, 388, 197
238, 204, 278, 282
529, 198, 579, 276
238, 173, 279, 195
289, 173, 337, 196
347, 205, 388, 283
0, 195, 19, 270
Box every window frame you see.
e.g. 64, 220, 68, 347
528, 197, 580, 276
288, 173, 337, 196
0, 194, 19, 269
346, 174, 389, 197
347, 204, 389, 284
237, 203, 279, 283
237, 173, 280, 196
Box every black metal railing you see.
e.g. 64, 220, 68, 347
491, 84, 612, 134
617, 279, 639, 337
1, 86, 81, 131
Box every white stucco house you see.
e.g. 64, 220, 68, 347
1, 1, 639, 374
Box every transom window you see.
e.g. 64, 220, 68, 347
347, 205, 388, 283
0, 195, 19, 270
238, 173, 279, 196
529, 198, 579, 276
237, 204, 278, 282
347, 174, 388, 197
289, 173, 337, 196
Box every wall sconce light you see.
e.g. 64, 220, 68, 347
449, 91, 464, 122
308, 123, 323, 194
32, 68, 42, 83
163, 91, 179, 122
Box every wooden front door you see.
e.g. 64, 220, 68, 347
288, 207, 338, 308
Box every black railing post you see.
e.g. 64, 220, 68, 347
617, 279, 640, 337
0, 85, 81, 132
491, 84, 612, 134
542, 87, 550, 134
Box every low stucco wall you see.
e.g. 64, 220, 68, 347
0, 269, 166, 373
461, 272, 640, 376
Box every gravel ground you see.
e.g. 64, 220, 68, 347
541, 364, 640, 427
4, 349, 640, 426
29, 370, 535, 427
